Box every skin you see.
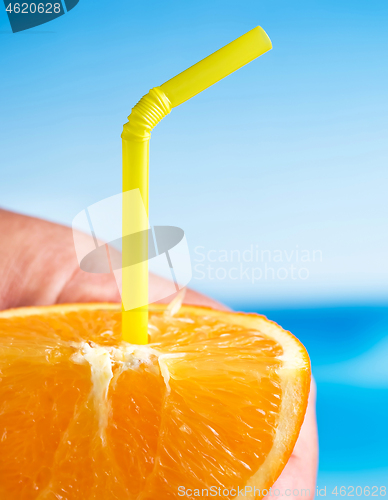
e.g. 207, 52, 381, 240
0, 208, 318, 499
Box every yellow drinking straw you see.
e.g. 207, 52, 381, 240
122, 26, 272, 344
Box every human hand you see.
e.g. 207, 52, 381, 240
0, 208, 318, 499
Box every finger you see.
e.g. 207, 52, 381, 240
0, 210, 229, 310
58, 241, 229, 309
265, 379, 318, 500
58, 267, 230, 311
151, 273, 230, 311
0, 210, 82, 309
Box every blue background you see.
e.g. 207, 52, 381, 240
1, 0, 387, 494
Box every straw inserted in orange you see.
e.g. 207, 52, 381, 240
122, 26, 272, 343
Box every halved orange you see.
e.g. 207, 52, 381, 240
0, 303, 310, 499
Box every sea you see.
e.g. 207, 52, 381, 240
233, 304, 388, 498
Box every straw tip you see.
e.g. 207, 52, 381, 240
253, 25, 273, 52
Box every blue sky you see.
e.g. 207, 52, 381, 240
1, 0, 387, 306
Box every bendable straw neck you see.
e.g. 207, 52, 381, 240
122, 87, 172, 142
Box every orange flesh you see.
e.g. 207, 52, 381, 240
0, 305, 308, 500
